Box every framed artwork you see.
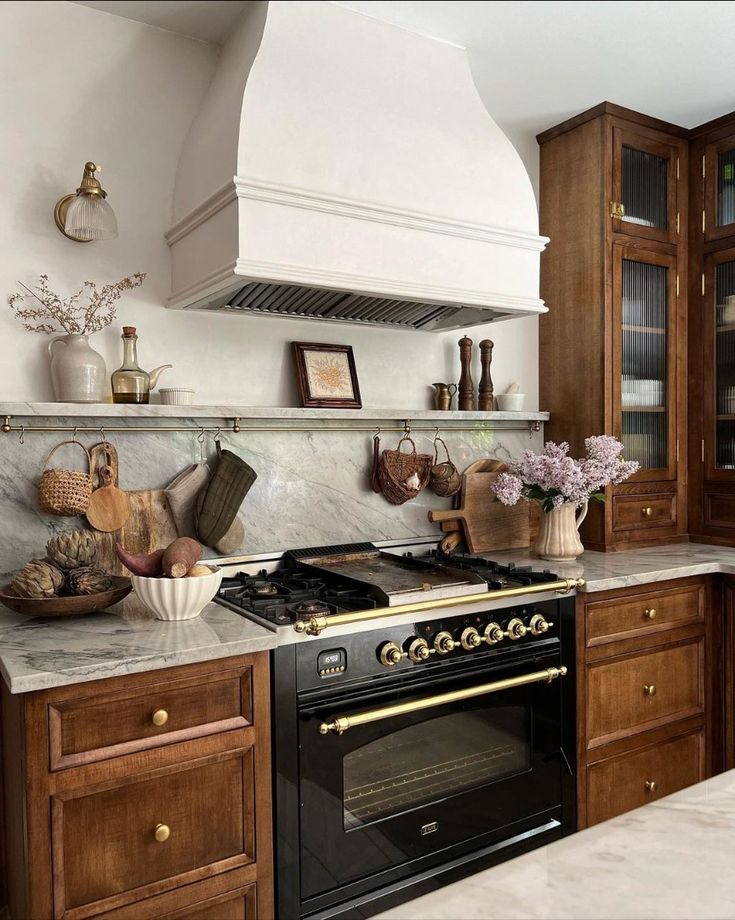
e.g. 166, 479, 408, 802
292, 342, 362, 408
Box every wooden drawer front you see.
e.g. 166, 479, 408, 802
613, 493, 676, 532
53, 751, 254, 917
166, 885, 256, 919
50, 666, 252, 770
586, 585, 703, 646
587, 730, 703, 826
587, 640, 703, 747
705, 493, 735, 529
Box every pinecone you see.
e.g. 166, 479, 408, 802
11, 559, 64, 598
66, 567, 113, 596
46, 530, 97, 571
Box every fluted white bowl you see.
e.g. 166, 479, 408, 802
131, 568, 223, 621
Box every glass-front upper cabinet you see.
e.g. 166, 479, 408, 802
611, 128, 681, 244
704, 247, 735, 478
704, 137, 735, 242
614, 244, 678, 481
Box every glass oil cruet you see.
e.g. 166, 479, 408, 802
111, 326, 172, 404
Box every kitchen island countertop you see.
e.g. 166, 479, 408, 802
484, 541, 735, 592
0, 595, 275, 693
377, 768, 735, 920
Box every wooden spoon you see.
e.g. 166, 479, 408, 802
86, 442, 131, 533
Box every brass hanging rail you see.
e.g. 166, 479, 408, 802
1, 415, 542, 436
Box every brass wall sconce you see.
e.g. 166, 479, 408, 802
54, 162, 118, 242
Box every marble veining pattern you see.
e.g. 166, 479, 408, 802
376, 769, 735, 920
0, 413, 543, 578
0, 595, 275, 693
482, 542, 735, 592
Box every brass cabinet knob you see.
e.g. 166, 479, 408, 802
433, 631, 455, 655
642, 506, 653, 517
154, 823, 171, 842
379, 642, 404, 667
528, 614, 551, 636
645, 780, 658, 793
407, 637, 431, 663
460, 627, 482, 650
152, 709, 169, 727
644, 683, 657, 696
483, 622, 504, 645
644, 608, 657, 620
506, 618, 527, 641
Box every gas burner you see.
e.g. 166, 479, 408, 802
249, 582, 279, 596
291, 599, 331, 616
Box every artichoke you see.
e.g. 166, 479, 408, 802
46, 530, 97, 571
66, 567, 113, 596
11, 559, 64, 598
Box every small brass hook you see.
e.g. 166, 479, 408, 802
99, 426, 106, 445
214, 427, 222, 443
72, 426, 78, 442
18, 426, 25, 445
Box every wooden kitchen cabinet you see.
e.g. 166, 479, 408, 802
538, 103, 688, 550
576, 577, 723, 829
0, 653, 273, 920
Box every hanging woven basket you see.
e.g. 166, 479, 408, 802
38, 440, 93, 516
377, 435, 432, 505
429, 436, 462, 497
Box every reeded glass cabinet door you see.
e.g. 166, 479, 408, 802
612, 128, 680, 244
614, 245, 677, 480
704, 138, 735, 242
704, 248, 735, 478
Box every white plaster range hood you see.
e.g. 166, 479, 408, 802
165, 0, 549, 332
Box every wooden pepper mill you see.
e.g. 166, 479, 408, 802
457, 336, 476, 410
478, 339, 495, 410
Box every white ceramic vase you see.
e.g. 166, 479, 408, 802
534, 501, 588, 562
48, 333, 106, 403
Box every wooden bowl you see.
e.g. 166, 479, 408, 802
0, 576, 132, 617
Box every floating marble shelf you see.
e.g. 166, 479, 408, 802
0, 403, 549, 435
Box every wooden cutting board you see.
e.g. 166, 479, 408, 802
87, 445, 178, 576
429, 462, 530, 553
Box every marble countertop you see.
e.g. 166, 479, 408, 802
483, 542, 735, 593
0, 595, 276, 694
378, 769, 735, 920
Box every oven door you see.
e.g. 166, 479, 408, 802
298, 652, 567, 904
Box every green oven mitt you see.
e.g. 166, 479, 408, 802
195, 442, 257, 548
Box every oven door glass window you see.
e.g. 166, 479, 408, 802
343, 706, 530, 830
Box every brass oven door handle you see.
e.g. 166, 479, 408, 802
295, 579, 585, 636
318, 666, 568, 736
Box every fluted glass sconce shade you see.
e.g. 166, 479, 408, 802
54, 162, 118, 243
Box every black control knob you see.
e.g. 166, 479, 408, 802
528, 613, 552, 636
460, 627, 482, 650
506, 617, 527, 640
379, 641, 404, 667
433, 631, 456, 654
407, 637, 431, 663
483, 622, 504, 645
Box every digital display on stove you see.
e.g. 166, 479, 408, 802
318, 649, 347, 677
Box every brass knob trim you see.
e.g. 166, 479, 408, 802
379, 642, 404, 667
645, 780, 658, 793
644, 683, 657, 697
154, 823, 171, 843
506, 618, 527, 641
152, 709, 169, 727
484, 622, 504, 645
407, 637, 431, 663
433, 631, 455, 655
528, 614, 551, 636
642, 506, 653, 517
644, 608, 657, 620
460, 627, 482, 650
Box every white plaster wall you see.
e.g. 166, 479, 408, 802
0, 0, 540, 409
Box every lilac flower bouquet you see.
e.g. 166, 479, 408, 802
492, 436, 639, 514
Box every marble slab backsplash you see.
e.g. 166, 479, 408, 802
0, 415, 543, 578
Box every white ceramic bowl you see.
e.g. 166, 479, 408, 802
160, 388, 195, 406
495, 393, 526, 411
131, 567, 223, 621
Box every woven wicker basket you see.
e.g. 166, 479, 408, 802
378, 436, 432, 505
38, 440, 93, 516
429, 436, 462, 497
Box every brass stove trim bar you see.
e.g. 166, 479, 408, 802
294, 578, 585, 635
319, 666, 568, 735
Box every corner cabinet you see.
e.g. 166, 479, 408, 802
539, 103, 688, 550
690, 115, 735, 539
